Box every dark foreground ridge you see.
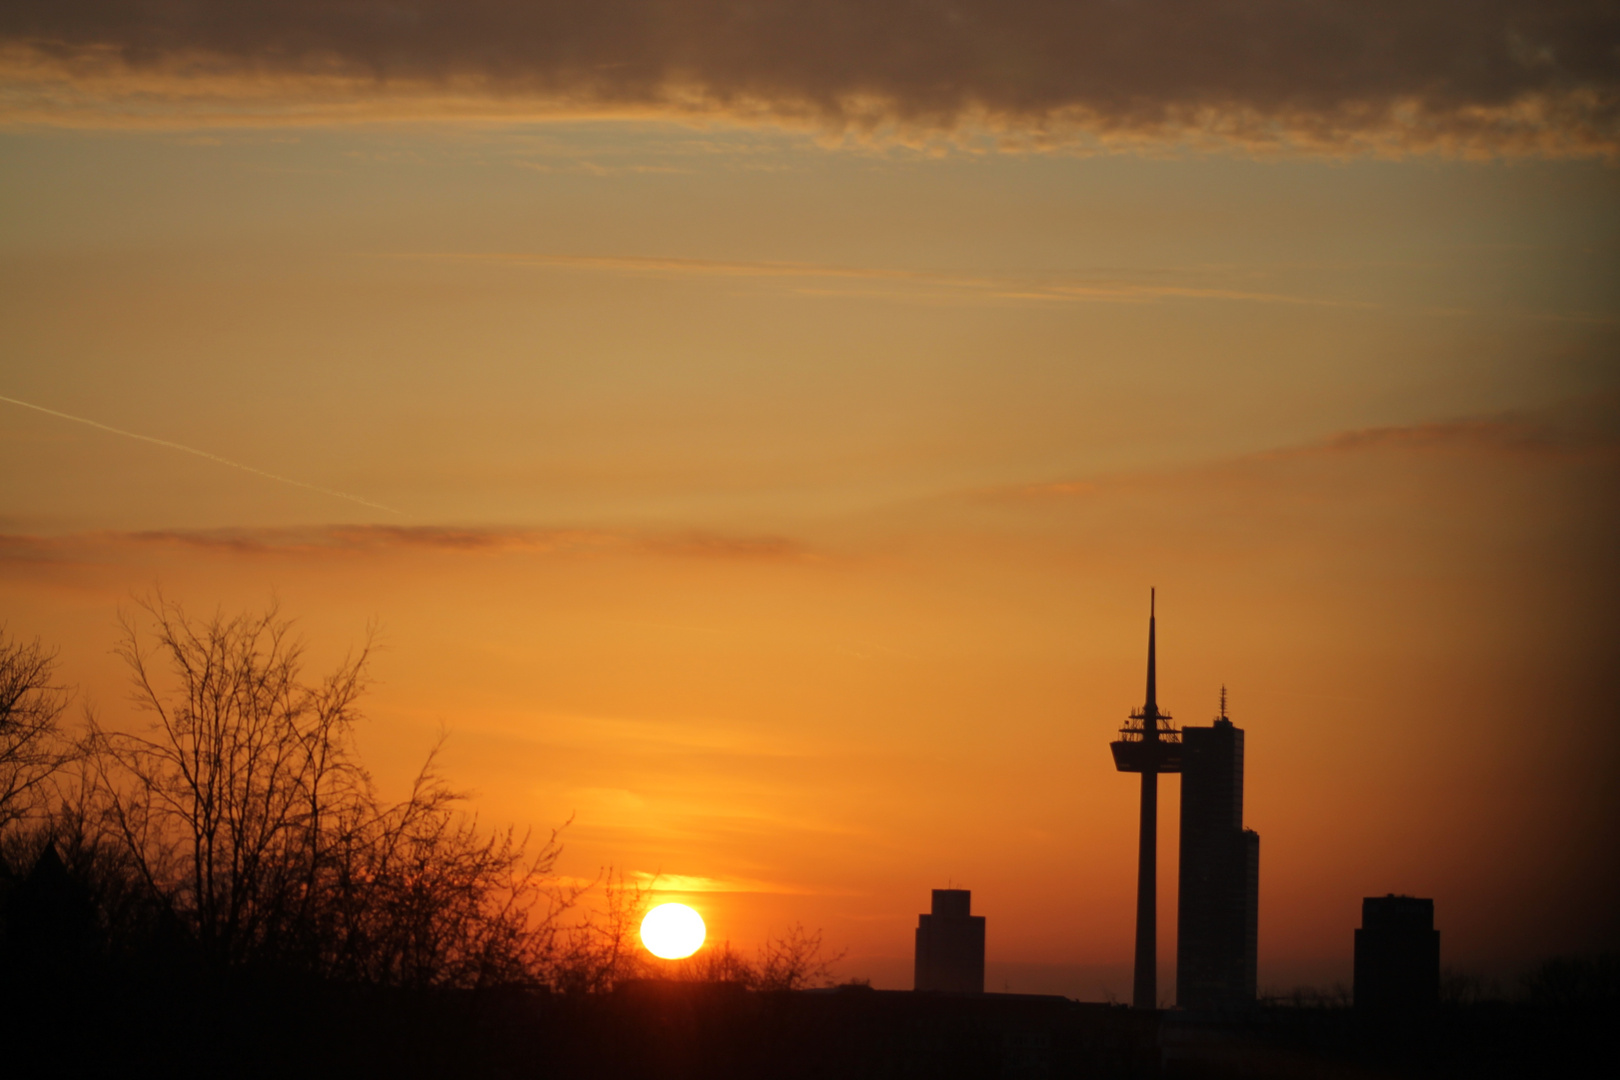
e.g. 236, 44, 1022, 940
2, 965, 1610, 1079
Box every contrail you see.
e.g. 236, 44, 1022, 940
0, 394, 403, 516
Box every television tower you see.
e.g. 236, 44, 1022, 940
1110, 589, 1182, 1009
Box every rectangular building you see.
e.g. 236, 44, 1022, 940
915, 889, 985, 993
1176, 716, 1259, 1010
1354, 895, 1440, 1013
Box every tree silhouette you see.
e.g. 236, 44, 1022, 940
0, 627, 73, 830
83, 593, 563, 987
548, 867, 652, 993
753, 923, 845, 990
5, 597, 856, 1004
666, 922, 846, 990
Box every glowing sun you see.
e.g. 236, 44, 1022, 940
640, 902, 706, 959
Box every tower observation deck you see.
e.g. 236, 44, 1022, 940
1110, 590, 1181, 1009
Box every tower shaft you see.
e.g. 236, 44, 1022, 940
1133, 768, 1158, 1009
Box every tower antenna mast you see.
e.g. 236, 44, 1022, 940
1109, 589, 1182, 1009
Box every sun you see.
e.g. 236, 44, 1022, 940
640, 902, 706, 960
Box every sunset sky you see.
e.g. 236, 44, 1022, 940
2, 2, 1617, 998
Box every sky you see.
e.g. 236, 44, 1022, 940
2, 2, 1617, 998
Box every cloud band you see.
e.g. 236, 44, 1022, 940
2, 2, 1616, 155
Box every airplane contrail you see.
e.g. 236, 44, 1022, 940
0, 393, 403, 516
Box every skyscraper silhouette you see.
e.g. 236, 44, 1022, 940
1354, 895, 1439, 1013
1176, 688, 1259, 1009
914, 889, 986, 992
1110, 591, 1181, 1009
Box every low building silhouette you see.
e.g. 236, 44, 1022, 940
1354, 895, 1439, 1012
1176, 689, 1259, 1010
914, 889, 985, 993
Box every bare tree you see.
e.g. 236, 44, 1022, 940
547, 868, 651, 993
84, 593, 563, 986
674, 939, 759, 984
84, 595, 368, 969
0, 627, 73, 831
320, 746, 563, 989
754, 923, 845, 991
663, 922, 846, 990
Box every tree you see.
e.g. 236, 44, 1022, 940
665, 922, 846, 990
320, 747, 561, 989
547, 868, 652, 993
0, 627, 72, 831
12, 595, 847, 998
753, 923, 845, 991
84, 593, 563, 986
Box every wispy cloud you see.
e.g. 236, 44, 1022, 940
993, 403, 1620, 501
0, 523, 817, 564
630, 872, 823, 896
396, 251, 1371, 308
1308, 419, 1588, 458
400, 250, 988, 286
1264, 410, 1620, 463
0, 393, 402, 515
993, 282, 1375, 309
514, 160, 694, 176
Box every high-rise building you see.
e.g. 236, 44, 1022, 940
1176, 689, 1259, 1009
1109, 590, 1182, 1009
914, 889, 985, 993
1354, 895, 1439, 1013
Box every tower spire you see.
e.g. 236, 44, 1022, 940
1108, 588, 1180, 1010
1144, 588, 1158, 726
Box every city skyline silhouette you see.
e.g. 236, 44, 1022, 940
1, 5, 1616, 1075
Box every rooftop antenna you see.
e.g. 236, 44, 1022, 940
1218, 684, 1228, 722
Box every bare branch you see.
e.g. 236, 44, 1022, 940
0, 625, 75, 829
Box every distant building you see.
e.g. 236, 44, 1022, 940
914, 889, 985, 993
1176, 689, 1259, 1010
1354, 895, 1440, 1012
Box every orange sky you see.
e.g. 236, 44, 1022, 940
2, 1, 1618, 998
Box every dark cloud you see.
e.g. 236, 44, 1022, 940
2, 1, 1616, 153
